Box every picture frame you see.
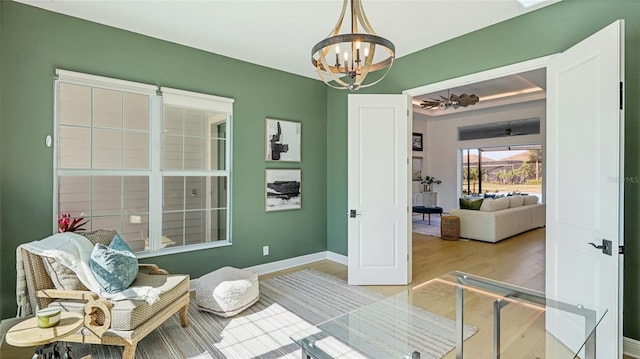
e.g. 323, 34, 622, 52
265, 118, 301, 162
412, 157, 423, 181
265, 169, 302, 212
412, 132, 423, 151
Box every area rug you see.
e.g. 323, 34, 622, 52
83, 269, 476, 358
413, 213, 442, 237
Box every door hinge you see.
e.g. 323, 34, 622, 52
619, 245, 624, 255
620, 81, 624, 110
407, 254, 410, 261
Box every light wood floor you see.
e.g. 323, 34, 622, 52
261, 229, 549, 358
262, 229, 633, 359
261, 227, 547, 294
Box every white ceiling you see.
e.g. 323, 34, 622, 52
15, 0, 560, 80
413, 68, 547, 116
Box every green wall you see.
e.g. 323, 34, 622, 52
0, 2, 327, 319
326, 0, 640, 341
2, 0, 639, 343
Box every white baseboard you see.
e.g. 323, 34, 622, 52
625, 336, 640, 358
244, 251, 346, 275
326, 251, 348, 265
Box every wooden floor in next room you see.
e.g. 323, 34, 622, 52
264, 227, 547, 295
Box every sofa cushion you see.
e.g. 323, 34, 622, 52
508, 196, 524, 208
460, 198, 483, 210
43, 257, 89, 291
480, 197, 510, 212
50, 272, 189, 331
523, 195, 539, 205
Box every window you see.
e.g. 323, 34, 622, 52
55, 70, 233, 256
461, 145, 542, 200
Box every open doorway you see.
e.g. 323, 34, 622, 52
407, 60, 548, 286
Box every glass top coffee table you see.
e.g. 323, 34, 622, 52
290, 272, 606, 359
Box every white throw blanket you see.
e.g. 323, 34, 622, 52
17, 232, 162, 318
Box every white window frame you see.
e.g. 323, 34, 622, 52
54, 70, 233, 257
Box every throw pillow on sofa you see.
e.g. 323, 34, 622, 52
90, 234, 139, 293
460, 198, 483, 210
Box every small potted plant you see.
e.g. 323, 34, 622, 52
421, 176, 441, 192
58, 213, 89, 233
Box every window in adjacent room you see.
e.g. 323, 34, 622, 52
460, 145, 542, 201
54, 70, 233, 256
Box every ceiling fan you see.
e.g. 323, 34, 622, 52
497, 122, 526, 137
420, 92, 479, 110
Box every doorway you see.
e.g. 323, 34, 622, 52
405, 57, 550, 287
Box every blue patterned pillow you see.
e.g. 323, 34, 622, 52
90, 234, 139, 293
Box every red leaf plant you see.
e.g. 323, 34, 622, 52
58, 213, 89, 233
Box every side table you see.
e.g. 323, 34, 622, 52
5, 312, 88, 358
440, 215, 460, 240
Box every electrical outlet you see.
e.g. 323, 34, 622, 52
263, 245, 269, 256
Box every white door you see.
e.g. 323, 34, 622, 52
347, 94, 412, 285
546, 20, 624, 357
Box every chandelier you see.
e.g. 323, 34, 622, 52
311, 0, 395, 91
420, 93, 480, 110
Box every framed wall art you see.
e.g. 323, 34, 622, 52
412, 157, 423, 181
265, 169, 302, 212
412, 132, 423, 151
265, 118, 301, 162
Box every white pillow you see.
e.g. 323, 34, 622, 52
523, 195, 539, 205
480, 197, 510, 212
508, 196, 524, 208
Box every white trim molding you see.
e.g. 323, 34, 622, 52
243, 251, 347, 275
55, 69, 157, 95
625, 336, 640, 358
326, 251, 348, 265
161, 86, 234, 113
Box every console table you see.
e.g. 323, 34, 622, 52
412, 191, 437, 207
291, 272, 605, 359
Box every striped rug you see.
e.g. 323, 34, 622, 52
85, 269, 476, 358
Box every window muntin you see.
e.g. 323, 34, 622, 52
55, 70, 233, 255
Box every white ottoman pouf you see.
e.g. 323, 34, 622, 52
193, 266, 259, 317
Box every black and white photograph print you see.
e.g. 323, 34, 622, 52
265, 118, 301, 162
412, 132, 423, 151
265, 169, 301, 212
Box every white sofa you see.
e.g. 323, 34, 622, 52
449, 195, 545, 243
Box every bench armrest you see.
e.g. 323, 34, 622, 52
139, 263, 170, 275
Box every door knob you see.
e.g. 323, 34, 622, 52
349, 209, 362, 218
